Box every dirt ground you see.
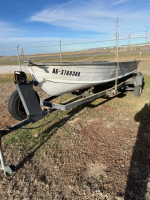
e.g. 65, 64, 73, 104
0, 80, 150, 200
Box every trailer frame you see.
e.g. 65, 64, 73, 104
0, 71, 144, 176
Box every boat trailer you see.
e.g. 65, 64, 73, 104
0, 71, 144, 176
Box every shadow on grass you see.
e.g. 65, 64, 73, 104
125, 103, 150, 200
16, 92, 126, 171
15, 107, 81, 170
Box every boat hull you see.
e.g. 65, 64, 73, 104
28, 60, 140, 96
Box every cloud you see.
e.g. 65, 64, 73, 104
1, 0, 150, 53
28, 0, 116, 33
28, 0, 150, 34
0, 20, 23, 37
112, 0, 128, 6
0, 36, 60, 48
0, 36, 63, 56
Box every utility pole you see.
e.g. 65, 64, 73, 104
118, 33, 119, 48
128, 34, 132, 46
114, 16, 120, 94
145, 29, 148, 44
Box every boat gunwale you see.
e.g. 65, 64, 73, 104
28, 60, 141, 66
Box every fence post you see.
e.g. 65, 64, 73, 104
114, 16, 119, 94
16, 44, 22, 71
59, 40, 62, 62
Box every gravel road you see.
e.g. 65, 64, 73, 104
0, 64, 29, 74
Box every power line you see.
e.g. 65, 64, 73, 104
1, 33, 150, 49
1, 34, 150, 51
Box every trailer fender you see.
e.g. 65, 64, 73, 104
134, 74, 144, 87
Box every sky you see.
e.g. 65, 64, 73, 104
0, 0, 150, 55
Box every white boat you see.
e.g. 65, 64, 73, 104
28, 60, 140, 96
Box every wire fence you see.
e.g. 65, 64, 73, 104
0, 34, 150, 128
0, 34, 150, 74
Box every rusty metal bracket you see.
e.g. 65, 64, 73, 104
14, 71, 27, 85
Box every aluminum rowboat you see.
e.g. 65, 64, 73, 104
28, 60, 140, 96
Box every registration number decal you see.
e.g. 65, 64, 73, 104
52, 68, 80, 77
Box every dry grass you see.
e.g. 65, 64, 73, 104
1, 48, 150, 65
0, 64, 150, 199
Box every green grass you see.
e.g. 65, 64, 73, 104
0, 74, 13, 83
0, 60, 25, 66
0, 73, 32, 83
143, 76, 150, 88
3, 103, 69, 147
3, 73, 150, 157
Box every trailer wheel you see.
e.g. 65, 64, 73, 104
8, 90, 39, 121
134, 85, 142, 97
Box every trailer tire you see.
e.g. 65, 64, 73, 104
8, 90, 39, 121
134, 85, 142, 97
